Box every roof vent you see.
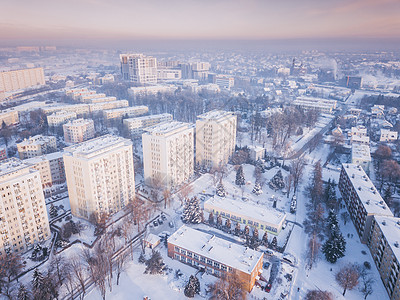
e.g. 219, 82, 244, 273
366, 200, 370, 205
380, 201, 384, 205
352, 174, 355, 178
395, 242, 399, 248
382, 220, 387, 226
397, 221, 400, 226
358, 187, 362, 191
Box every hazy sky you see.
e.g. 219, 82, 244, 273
1, 0, 399, 43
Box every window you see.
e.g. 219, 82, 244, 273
214, 262, 220, 269
194, 254, 199, 260
174, 246, 180, 252
180, 249, 186, 255
207, 259, 213, 266
187, 251, 192, 258
200, 256, 206, 263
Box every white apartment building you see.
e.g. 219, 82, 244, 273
66, 89, 96, 101
63, 119, 95, 144
78, 93, 106, 103
0, 158, 51, 255
103, 106, 149, 121
88, 100, 129, 114
63, 135, 135, 220
214, 75, 235, 89
143, 122, 194, 188
157, 69, 182, 80
124, 113, 173, 136
350, 125, 368, 137
120, 54, 157, 84
0, 68, 45, 92
292, 97, 337, 114
0, 109, 19, 126
17, 135, 57, 159
82, 96, 117, 104
47, 111, 77, 127
43, 104, 90, 116
128, 85, 177, 98
351, 143, 371, 173
380, 129, 398, 142
24, 152, 65, 188
196, 110, 237, 169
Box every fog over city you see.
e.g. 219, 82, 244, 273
0, 1, 399, 300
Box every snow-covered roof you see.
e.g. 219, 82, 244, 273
143, 121, 193, 136
17, 135, 56, 147
197, 110, 236, 121
103, 105, 148, 114
144, 233, 160, 245
124, 113, 172, 123
24, 151, 64, 164
351, 144, 371, 161
168, 225, 263, 275
350, 135, 370, 144
63, 118, 93, 127
342, 164, 392, 216
373, 216, 400, 263
204, 196, 286, 229
0, 158, 34, 178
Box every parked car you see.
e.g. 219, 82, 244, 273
158, 219, 163, 225
263, 262, 270, 269
265, 283, 272, 293
161, 214, 167, 221
153, 221, 158, 227
169, 221, 174, 228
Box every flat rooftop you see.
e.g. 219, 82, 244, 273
342, 163, 393, 216
205, 196, 286, 227
64, 134, 132, 158
373, 216, 400, 264
64, 118, 93, 126
103, 105, 148, 113
18, 135, 55, 146
197, 110, 235, 121
0, 158, 33, 178
351, 144, 371, 161
24, 151, 64, 164
168, 225, 263, 275
144, 121, 193, 136
124, 113, 172, 123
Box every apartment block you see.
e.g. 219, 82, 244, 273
82, 96, 117, 104
351, 144, 371, 173
204, 196, 287, 235
292, 97, 337, 114
0, 147, 7, 161
209, 74, 235, 89
25, 152, 65, 188
128, 85, 176, 98
124, 113, 173, 136
339, 163, 393, 242
17, 135, 57, 159
63, 119, 95, 144
0, 109, 19, 126
196, 110, 237, 169
63, 135, 135, 220
368, 215, 400, 300
43, 104, 90, 116
47, 111, 77, 127
88, 100, 129, 114
380, 129, 398, 142
0, 68, 45, 92
157, 69, 182, 80
143, 122, 194, 188
120, 54, 157, 84
168, 225, 263, 292
0, 158, 51, 255
78, 93, 106, 103
103, 106, 148, 121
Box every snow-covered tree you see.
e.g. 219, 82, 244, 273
17, 284, 30, 300
268, 170, 285, 191
262, 231, 268, 245
182, 197, 202, 224
184, 275, 200, 298
216, 182, 226, 197
271, 236, 278, 249
208, 212, 214, 225
235, 166, 245, 186
32, 269, 44, 291
49, 204, 58, 218
322, 230, 346, 263
144, 251, 165, 275
252, 182, 263, 195
326, 210, 339, 234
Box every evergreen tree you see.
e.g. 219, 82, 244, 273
235, 222, 241, 236
216, 182, 226, 197
208, 212, 214, 225
262, 231, 268, 246
182, 197, 202, 224
32, 269, 44, 291
184, 275, 200, 298
271, 236, 278, 249
268, 170, 285, 191
384, 185, 393, 206
49, 204, 58, 218
252, 182, 263, 195
322, 230, 346, 263
326, 210, 339, 234
17, 284, 30, 300
144, 251, 165, 274
235, 166, 245, 186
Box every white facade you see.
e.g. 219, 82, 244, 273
292, 97, 337, 114
83, 96, 117, 104
0, 68, 45, 92
103, 106, 149, 121
17, 135, 57, 159
43, 104, 90, 116
47, 111, 77, 127
124, 113, 173, 136
88, 100, 129, 114
63, 119, 95, 144
120, 53, 157, 84
380, 129, 398, 142
128, 85, 177, 98
0, 109, 19, 126
24, 152, 65, 187
63, 135, 135, 220
157, 69, 182, 80
196, 110, 237, 169
143, 122, 194, 188
351, 143, 371, 173
0, 158, 50, 255
215, 75, 234, 89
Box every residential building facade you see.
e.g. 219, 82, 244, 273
25, 152, 65, 188
0, 109, 19, 126
124, 113, 173, 136
63, 119, 95, 144
17, 135, 57, 159
47, 111, 77, 127
120, 54, 157, 84
0, 68, 45, 92
103, 106, 149, 121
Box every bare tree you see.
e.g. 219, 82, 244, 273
305, 289, 334, 300
290, 156, 307, 193
163, 189, 172, 209
49, 254, 66, 287
336, 264, 359, 296
178, 183, 193, 206
64, 262, 77, 300
359, 266, 374, 299
115, 251, 130, 286
306, 232, 320, 270
208, 271, 247, 300
71, 256, 87, 299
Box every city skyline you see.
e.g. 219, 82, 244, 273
1, 0, 400, 48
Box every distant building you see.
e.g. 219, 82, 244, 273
292, 97, 337, 114
345, 76, 363, 89
63, 135, 135, 220
63, 119, 95, 144
168, 225, 263, 292
143, 121, 194, 188
78, 93, 107, 103
196, 110, 237, 169
157, 69, 182, 80
88, 100, 129, 114
120, 54, 157, 84
0, 147, 6, 161
25, 152, 65, 188
47, 111, 77, 127
43, 104, 90, 116
209, 74, 235, 89
0, 158, 51, 255
339, 163, 393, 243
380, 129, 398, 142
17, 135, 57, 159
0, 68, 45, 92
103, 106, 148, 121
180, 62, 210, 80
123, 113, 173, 136
0, 109, 19, 126
83, 96, 117, 104
351, 144, 371, 173
96, 74, 114, 85
128, 85, 176, 98
204, 196, 287, 235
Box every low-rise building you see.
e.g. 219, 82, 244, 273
25, 152, 65, 187
248, 146, 265, 162
43, 104, 90, 116
0, 147, 6, 161
350, 135, 370, 145
17, 135, 57, 159
0, 109, 19, 126
351, 144, 371, 173
339, 163, 393, 243
47, 111, 77, 127
63, 119, 95, 144
128, 85, 176, 98
292, 97, 337, 114
157, 69, 182, 81
78, 93, 106, 102
204, 196, 287, 235
83, 96, 117, 104
350, 125, 368, 137
88, 100, 129, 114
103, 106, 148, 121
123, 113, 173, 136
168, 225, 263, 292
380, 129, 398, 142
0, 158, 51, 255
